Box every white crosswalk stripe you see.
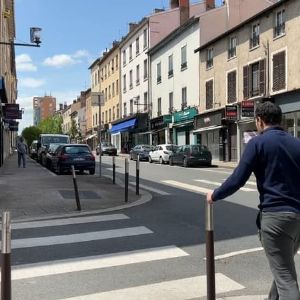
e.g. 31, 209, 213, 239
129, 181, 170, 195
195, 179, 257, 192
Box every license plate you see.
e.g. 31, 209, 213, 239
74, 158, 84, 161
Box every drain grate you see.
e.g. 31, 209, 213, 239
59, 190, 100, 199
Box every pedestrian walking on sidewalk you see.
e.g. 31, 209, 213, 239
207, 101, 300, 300
17, 136, 27, 168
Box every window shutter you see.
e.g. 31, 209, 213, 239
259, 59, 266, 95
273, 51, 286, 91
243, 65, 249, 99
227, 71, 237, 103
206, 80, 213, 110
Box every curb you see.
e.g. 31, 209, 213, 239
217, 296, 267, 300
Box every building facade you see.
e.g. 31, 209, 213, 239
33, 96, 56, 126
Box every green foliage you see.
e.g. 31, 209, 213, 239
22, 126, 42, 146
69, 118, 80, 141
38, 115, 63, 134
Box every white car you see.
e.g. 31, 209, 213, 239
149, 144, 178, 164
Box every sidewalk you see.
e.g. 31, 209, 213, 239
0, 152, 150, 221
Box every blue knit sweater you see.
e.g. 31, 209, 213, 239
212, 126, 300, 212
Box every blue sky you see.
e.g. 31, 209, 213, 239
15, 0, 222, 132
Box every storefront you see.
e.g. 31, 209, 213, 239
150, 114, 172, 145
172, 107, 198, 146
0, 76, 8, 167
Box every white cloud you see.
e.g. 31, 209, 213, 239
73, 50, 89, 58
16, 54, 37, 72
19, 77, 45, 88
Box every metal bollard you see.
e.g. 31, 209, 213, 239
136, 155, 139, 195
99, 149, 102, 177
1, 211, 11, 300
125, 158, 129, 203
205, 202, 216, 300
71, 165, 81, 211
112, 156, 116, 184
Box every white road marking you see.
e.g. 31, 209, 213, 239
61, 273, 244, 300
197, 168, 232, 175
10, 246, 188, 281
12, 214, 129, 230
162, 180, 212, 194
129, 182, 170, 195
6, 227, 152, 249
195, 179, 256, 192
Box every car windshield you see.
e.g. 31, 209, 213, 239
142, 145, 152, 150
165, 145, 178, 151
64, 146, 90, 154
102, 143, 114, 147
42, 136, 69, 145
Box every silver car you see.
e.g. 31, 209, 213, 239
149, 144, 178, 164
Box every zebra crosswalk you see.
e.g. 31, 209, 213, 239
9, 212, 245, 299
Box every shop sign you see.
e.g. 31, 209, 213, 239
3, 104, 20, 119
241, 100, 255, 118
8, 120, 18, 131
163, 114, 172, 124
225, 105, 238, 121
173, 107, 198, 123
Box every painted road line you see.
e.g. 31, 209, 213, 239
162, 180, 212, 194
195, 179, 256, 192
61, 273, 244, 300
10, 246, 188, 281
12, 214, 130, 230
197, 168, 232, 175
7, 227, 153, 249
129, 181, 170, 195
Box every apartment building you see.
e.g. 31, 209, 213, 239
195, 0, 299, 161
33, 96, 56, 126
0, 0, 17, 166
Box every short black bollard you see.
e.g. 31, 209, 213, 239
205, 202, 216, 300
136, 155, 139, 195
1, 211, 11, 300
125, 158, 129, 203
112, 156, 116, 184
71, 165, 81, 211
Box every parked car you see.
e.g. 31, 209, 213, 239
29, 140, 38, 159
96, 142, 117, 156
51, 144, 95, 175
169, 144, 212, 167
129, 144, 154, 161
149, 144, 178, 164
45, 143, 65, 170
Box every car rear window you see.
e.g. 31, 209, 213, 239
166, 145, 178, 151
191, 145, 208, 153
64, 146, 91, 154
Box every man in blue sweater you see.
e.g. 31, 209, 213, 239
207, 101, 300, 300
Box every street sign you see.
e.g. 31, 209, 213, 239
91, 92, 104, 106
241, 100, 255, 118
225, 105, 238, 121
8, 120, 18, 131
3, 104, 20, 119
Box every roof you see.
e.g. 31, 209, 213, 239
88, 58, 100, 70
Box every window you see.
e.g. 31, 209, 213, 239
130, 99, 133, 115
181, 87, 187, 109
117, 104, 119, 119
123, 103, 127, 117
108, 62, 110, 76
116, 55, 118, 70
168, 55, 173, 77
123, 74, 127, 93
206, 80, 213, 110
109, 109, 111, 122
273, 50, 286, 92
144, 59, 148, 80
105, 66, 107, 79
136, 37, 139, 55
116, 79, 119, 95
105, 88, 108, 101
129, 70, 133, 89
227, 70, 237, 103
169, 92, 173, 114
206, 48, 213, 69
113, 106, 115, 121
243, 59, 266, 99
105, 111, 108, 123
181, 45, 187, 70
228, 37, 237, 59
144, 92, 148, 111
129, 44, 133, 60
102, 112, 104, 124
157, 62, 161, 84
111, 58, 114, 73
250, 23, 260, 48
157, 98, 162, 116
143, 28, 148, 49
274, 10, 285, 37
136, 65, 140, 85
134, 96, 140, 112
123, 50, 126, 66
112, 82, 115, 97
109, 85, 111, 99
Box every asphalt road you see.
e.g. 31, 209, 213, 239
9, 155, 300, 299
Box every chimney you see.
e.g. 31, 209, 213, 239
59, 103, 63, 111
170, 0, 179, 9
129, 22, 138, 32
64, 102, 67, 109
206, 0, 215, 11
179, 0, 189, 25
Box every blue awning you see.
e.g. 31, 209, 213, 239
0, 76, 8, 103
111, 118, 137, 134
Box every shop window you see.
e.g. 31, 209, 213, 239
206, 80, 213, 110
272, 50, 286, 92
227, 70, 237, 103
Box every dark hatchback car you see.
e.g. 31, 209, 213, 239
129, 144, 154, 161
169, 144, 212, 167
45, 143, 65, 170
51, 144, 95, 175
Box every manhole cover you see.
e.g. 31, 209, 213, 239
59, 190, 100, 199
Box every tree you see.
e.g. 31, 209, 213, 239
69, 118, 80, 142
38, 115, 63, 134
22, 126, 42, 146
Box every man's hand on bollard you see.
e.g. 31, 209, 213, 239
206, 190, 214, 204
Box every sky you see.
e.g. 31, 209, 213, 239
15, 0, 222, 133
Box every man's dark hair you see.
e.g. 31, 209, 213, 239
255, 101, 282, 125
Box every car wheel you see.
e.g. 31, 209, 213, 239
159, 157, 164, 164
89, 169, 95, 175
169, 157, 173, 166
149, 156, 152, 163
183, 158, 188, 168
